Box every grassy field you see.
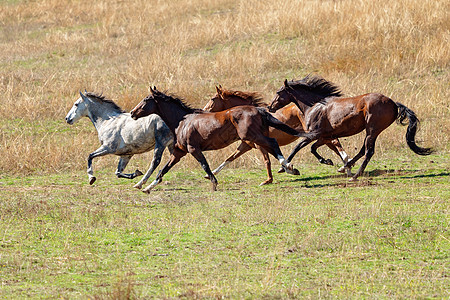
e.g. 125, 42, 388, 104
0, 152, 448, 298
0, 0, 449, 298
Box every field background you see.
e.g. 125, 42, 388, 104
0, 0, 449, 298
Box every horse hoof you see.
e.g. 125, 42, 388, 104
142, 188, 151, 194
211, 183, 217, 191
133, 183, 142, 189
135, 169, 144, 176
293, 168, 300, 175
349, 177, 358, 182
325, 159, 333, 166
277, 168, 285, 174
259, 179, 273, 186
337, 166, 346, 173
89, 177, 96, 185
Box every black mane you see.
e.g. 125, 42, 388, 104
85, 92, 124, 113
149, 90, 202, 113
287, 75, 343, 106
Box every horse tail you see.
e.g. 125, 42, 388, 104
395, 102, 432, 155
258, 108, 316, 139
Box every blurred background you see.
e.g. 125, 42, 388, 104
1, 0, 448, 175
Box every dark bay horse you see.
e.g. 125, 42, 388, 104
130, 87, 314, 192
268, 75, 432, 181
203, 86, 351, 185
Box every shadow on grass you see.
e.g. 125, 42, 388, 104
398, 171, 450, 179
281, 169, 449, 189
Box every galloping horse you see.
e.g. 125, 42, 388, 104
65, 91, 174, 187
268, 75, 432, 181
130, 87, 314, 192
203, 85, 351, 185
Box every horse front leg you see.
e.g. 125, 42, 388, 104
189, 148, 218, 191
134, 143, 166, 189
87, 146, 111, 185
311, 139, 333, 166
350, 134, 378, 181
285, 137, 313, 165
115, 155, 143, 179
142, 147, 186, 193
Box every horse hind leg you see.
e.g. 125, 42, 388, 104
252, 135, 299, 176
254, 146, 274, 186
134, 143, 166, 189
116, 155, 143, 180
311, 139, 334, 166
350, 134, 378, 181
189, 148, 218, 191
207, 142, 253, 178
324, 139, 352, 176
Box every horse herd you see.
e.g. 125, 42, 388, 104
65, 75, 432, 193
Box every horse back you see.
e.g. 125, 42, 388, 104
175, 106, 265, 152
175, 111, 240, 152
314, 93, 398, 137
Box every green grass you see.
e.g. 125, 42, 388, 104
0, 151, 448, 298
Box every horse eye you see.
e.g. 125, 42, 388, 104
74, 103, 79, 107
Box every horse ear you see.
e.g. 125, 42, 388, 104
80, 91, 88, 101
216, 86, 224, 100
284, 79, 289, 87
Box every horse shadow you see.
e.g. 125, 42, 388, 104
283, 169, 449, 189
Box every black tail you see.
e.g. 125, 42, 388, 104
396, 102, 432, 155
258, 108, 316, 139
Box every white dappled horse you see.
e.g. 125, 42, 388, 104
65, 91, 174, 188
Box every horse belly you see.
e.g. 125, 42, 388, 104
328, 112, 365, 137
118, 119, 158, 154
177, 117, 239, 152
199, 123, 239, 151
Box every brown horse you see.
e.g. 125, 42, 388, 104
130, 87, 314, 192
203, 85, 351, 185
268, 75, 432, 181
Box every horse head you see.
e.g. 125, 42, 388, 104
65, 91, 90, 124
269, 79, 294, 113
130, 87, 159, 120
203, 85, 226, 112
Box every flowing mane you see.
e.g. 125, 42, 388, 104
85, 92, 125, 113
220, 89, 266, 107
144, 90, 202, 113
287, 75, 343, 106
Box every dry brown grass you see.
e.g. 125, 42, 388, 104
1, 0, 448, 174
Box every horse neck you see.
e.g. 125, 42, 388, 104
225, 97, 266, 110
290, 89, 324, 114
86, 102, 122, 130
226, 97, 251, 109
156, 101, 194, 134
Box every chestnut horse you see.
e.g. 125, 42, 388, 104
130, 87, 314, 192
268, 75, 432, 181
203, 86, 351, 185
